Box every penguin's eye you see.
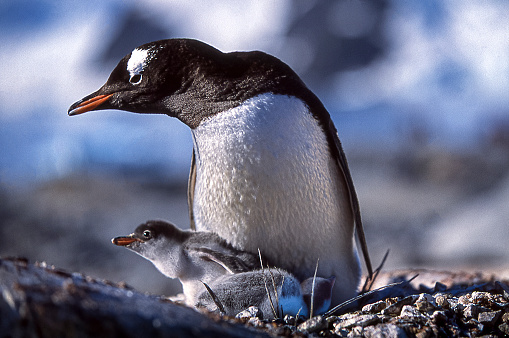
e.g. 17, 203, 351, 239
129, 74, 142, 85
143, 230, 152, 238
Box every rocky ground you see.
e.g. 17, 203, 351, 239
2, 257, 509, 337
235, 269, 509, 337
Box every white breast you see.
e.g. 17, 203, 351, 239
191, 93, 359, 301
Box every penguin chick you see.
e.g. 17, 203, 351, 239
196, 269, 308, 319
112, 219, 259, 306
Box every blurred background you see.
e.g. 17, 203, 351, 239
1, 0, 509, 296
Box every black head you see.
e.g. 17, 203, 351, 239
112, 219, 190, 249
68, 38, 318, 128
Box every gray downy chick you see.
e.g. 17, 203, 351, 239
112, 219, 259, 306
113, 219, 332, 317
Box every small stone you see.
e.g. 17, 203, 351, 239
499, 322, 509, 334
334, 314, 379, 330
362, 324, 409, 338
415, 329, 432, 338
458, 295, 471, 306
381, 296, 417, 316
417, 293, 434, 303
283, 314, 296, 326
502, 312, 509, 323
470, 291, 492, 306
247, 317, 265, 327
297, 315, 328, 333
464, 318, 483, 334
434, 294, 449, 309
236, 306, 262, 319
463, 304, 478, 319
431, 310, 447, 325
478, 310, 501, 326
335, 327, 349, 337
401, 305, 423, 318
362, 300, 387, 313
326, 315, 338, 324
349, 326, 364, 337
415, 293, 436, 312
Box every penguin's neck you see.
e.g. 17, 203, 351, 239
190, 93, 347, 254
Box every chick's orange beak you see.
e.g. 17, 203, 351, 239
112, 236, 140, 246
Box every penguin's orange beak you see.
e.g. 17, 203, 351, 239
112, 235, 141, 246
68, 94, 114, 116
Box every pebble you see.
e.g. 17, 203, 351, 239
478, 310, 501, 325
334, 314, 380, 331
415, 293, 436, 312
463, 304, 478, 319
297, 315, 328, 333
433, 293, 449, 309
361, 324, 408, 338
362, 300, 387, 313
381, 295, 417, 316
400, 305, 424, 318
235, 306, 262, 320
499, 322, 509, 334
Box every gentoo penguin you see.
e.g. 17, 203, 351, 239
71, 38, 372, 303
113, 219, 334, 317
112, 219, 260, 306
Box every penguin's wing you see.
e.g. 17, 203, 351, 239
188, 149, 197, 230
190, 247, 255, 274
328, 119, 373, 277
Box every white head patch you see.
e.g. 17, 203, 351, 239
127, 48, 150, 77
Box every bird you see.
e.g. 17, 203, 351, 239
71, 38, 372, 304
113, 219, 335, 317
112, 219, 259, 306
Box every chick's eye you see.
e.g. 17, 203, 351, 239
143, 230, 151, 238
129, 74, 142, 84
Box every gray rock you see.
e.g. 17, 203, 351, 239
236, 306, 262, 320
463, 304, 479, 319
362, 324, 409, 338
470, 291, 492, 305
478, 310, 501, 326
499, 322, 509, 335
382, 295, 417, 316
433, 293, 450, 309
400, 305, 424, 319
334, 314, 380, 330
362, 300, 387, 313
431, 310, 447, 325
298, 315, 328, 333
415, 293, 436, 312
0, 257, 269, 338
502, 312, 509, 323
